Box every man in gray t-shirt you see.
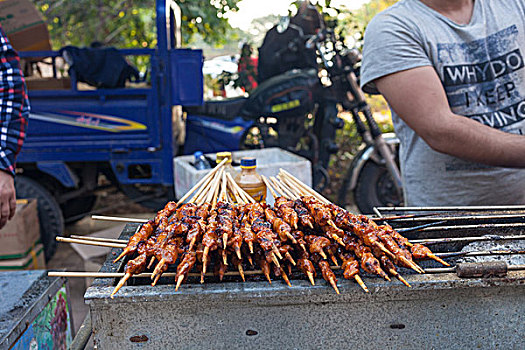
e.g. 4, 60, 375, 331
360, 0, 525, 206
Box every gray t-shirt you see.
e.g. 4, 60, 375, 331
361, 0, 525, 206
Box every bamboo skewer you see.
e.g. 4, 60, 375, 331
56, 236, 126, 249
190, 173, 215, 204
353, 275, 369, 293
272, 176, 297, 199
277, 175, 303, 198
261, 175, 278, 199
91, 215, 148, 223
110, 272, 131, 298
279, 169, 330, 204
306, 271, 315, 286
210, 168, 224, 209
410, 234, 525, 246
70, 235, 127, 244
269, 177, 286, 197
177, 158, 228, 205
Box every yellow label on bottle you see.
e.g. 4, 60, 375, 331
244, 185, 267, 203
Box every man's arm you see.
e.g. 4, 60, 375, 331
375, 66, 525, 168
0, 27, 29, 227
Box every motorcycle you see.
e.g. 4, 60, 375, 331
183, 18, 404, 214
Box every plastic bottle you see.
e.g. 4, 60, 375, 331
193, 151, 211, 170
215, 151, 238, 177
234, 157, 267, 203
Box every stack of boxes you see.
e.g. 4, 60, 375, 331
0, 199, 45, 270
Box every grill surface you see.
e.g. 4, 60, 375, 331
85, 217, 525, 349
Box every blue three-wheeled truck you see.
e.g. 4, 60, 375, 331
18, 0, 207, 259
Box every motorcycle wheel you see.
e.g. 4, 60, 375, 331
338, 159, 403, 214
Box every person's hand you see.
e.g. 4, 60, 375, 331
0, 171, 16, 228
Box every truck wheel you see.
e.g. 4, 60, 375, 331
353, 160, 403, 214
15, 176, 64, 261
61, 195, 97, 224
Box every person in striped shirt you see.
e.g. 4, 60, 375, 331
0, 25, 29, 228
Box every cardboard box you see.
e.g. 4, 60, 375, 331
0, 199, 40, 259
0, 0, 52, 52
0, 243, 45, 270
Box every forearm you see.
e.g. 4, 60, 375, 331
425, 112, 525, 168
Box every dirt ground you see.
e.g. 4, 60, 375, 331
46, 189, 156, 338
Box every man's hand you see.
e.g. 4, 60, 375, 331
375, 66, 525, 168
0, 171, 16, 228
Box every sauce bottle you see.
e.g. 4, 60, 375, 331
215, 151, 238, 177
234, 157, 267, 203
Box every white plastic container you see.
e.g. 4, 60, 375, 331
173, 148, 312, 203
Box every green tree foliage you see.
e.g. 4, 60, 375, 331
34, 0, 240, 49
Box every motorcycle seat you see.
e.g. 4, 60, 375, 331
184, 97, 248, 120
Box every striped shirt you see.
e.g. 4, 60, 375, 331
0, 25, 29, 175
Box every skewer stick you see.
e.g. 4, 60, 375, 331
91, 215, 148, 223
330, 254, 339, 267
192, 176, 215, 205
268, 177, 286, 197
285, 232, 297, 244
263, 269, 272, 284
226, 173, 248, 203
152, 258, 166, 278
280, 169, 330, 204
226, 173, 255, 203
147, 257, 156, 269
328, 276, 340, 295
237, 263, 245, 282
426, 253, 450, 267
390, 271, 411, 288
285, 252, 296, 266
204, 171, 219, 204
261, 175, 278, 199
70, 235, 127, 244
56, 236, 126, 249
398, 256, 425, 274
219, 170, 228, 202
319, 250, 328, 260
306, 271, 315, 286
226, 175, 244, 204
48, 270, 270, 279
280, 267, 292, 287
188, 171, 215, 204
276, 175, 301, 199
270, 177, 296, 200
175, 275, 185, 291
177, 158, 228, 205
202, 246, 210, 277
248, 241, 254, 254
110, 272, 131, 298
272, 245, 283, 259
152, 274, 161, 286
272, 176, 296, 199
270, 252, 281, 268
354, 275, 369, 293
278, 176, 305, 199
211, 169, 224, 209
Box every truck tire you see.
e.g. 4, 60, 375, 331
353, 160, 403, 214
15, 176, 64, 261
62, 195, 97, 224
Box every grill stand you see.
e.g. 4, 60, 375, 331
85, 224, 525, 349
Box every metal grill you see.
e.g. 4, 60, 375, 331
84, 207, 525, 349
